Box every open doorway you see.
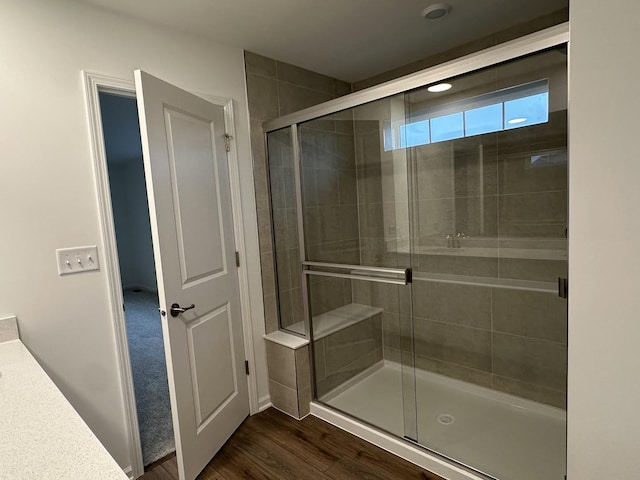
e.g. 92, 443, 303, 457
99, 91, 175, 467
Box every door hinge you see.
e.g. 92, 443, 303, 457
235, 251, 240, 267
245, 360, 250, 375
558, 277, 568, 299
224, 133, 233, 152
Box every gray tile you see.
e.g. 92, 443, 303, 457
384, 346, 402, 363
251, 119, 267, 170
284, 208, 299, 250
493, 332, 567, 391
352, 280, 400, 313
338, 168, 358, 206
316, 348, 382, 398
266, 341, 297, 389
268, 165, 286, 210
414, 145, 455, 200
246, 74, 279, 120
355, 130, 381, 168
253, 164, 270, 209
276, 61, 335, 94
323, 318, 379, 374
333, 79, 352, 97
417, 198, 455, 238
278, 83, 333, 116
278, 289, 294, 329
335, 134, 356, 169
413, 281, 491, 329
309, 277, 349, 316
498, 191, 567, 238
359, 202, 385, 238
415, 355, 493, 388
413, 318, 492, 372
275, 247, 292, 291
454, 195, 498, 237
260, 252, 276, 297
453, 146, 498, 197
295, 346, 311, 391
263, 294, 279, 334
288, 250, 301, 290
269, 380, 299, 418
244, 51, 277, 78
298, 386, 312, 418
316, 170, 340, 206
499, 258, 567, 283
493, 288, 567, 343
312, 338, 326, 380
498, 150, 567, 195
492, 375, 566, 409
357, 164, 383, 204
339, 205, 359, 240
256, 207, 272, 254
415, 253, 499, 278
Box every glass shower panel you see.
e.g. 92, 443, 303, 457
266, 127, 305, 334
406, 47, 568, 480
299, 96, 418, 441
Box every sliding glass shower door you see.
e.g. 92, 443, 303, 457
265, 36, 568, 480
404, 47, 568, 480
298, 95, 419, 441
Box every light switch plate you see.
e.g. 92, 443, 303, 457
56, 245, 100, 275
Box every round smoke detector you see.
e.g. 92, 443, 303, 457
422, 3, 452, 20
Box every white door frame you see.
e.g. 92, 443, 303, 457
82, 71, 260, 479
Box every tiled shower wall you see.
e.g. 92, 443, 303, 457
244, 51, 351, 332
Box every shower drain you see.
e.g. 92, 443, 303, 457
437, 413, 455, 425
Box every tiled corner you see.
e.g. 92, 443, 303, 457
265, 337, 312, 420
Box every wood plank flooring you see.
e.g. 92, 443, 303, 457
140, 408, 444, 480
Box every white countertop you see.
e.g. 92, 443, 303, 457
0, 328, 127, 479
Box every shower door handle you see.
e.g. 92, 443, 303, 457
170, 303, 195, 317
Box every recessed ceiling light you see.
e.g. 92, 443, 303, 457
427, 83, 452, 93
508, 117, 528, 124
422, 3, 452, 20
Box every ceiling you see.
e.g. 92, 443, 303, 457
75, 0, 568, 82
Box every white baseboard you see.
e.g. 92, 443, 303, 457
310, 402, 488, 480
258, 395, 271, 413
123, 466, 134, 479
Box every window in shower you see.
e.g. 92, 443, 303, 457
385, 79, 550, 150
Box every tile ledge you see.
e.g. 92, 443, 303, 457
264, 330, 309, 350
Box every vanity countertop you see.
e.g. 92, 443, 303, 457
0, 334, 128, 480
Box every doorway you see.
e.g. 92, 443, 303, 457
99, 91, 175, 467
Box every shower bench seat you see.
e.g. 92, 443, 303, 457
286, 303, 383, 340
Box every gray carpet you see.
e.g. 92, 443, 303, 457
124, 289, 175, 466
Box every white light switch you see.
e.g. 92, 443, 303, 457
56, 245, 100, 275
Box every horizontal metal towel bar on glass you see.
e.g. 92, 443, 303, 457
302, 261, 411, 285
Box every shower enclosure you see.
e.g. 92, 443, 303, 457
264, 26, 568, 480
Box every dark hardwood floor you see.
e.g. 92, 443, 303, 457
140, 408, 444, 480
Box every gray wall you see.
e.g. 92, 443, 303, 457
244, 51, 352, 332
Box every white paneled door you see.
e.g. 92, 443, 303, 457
134, 70, 249, 480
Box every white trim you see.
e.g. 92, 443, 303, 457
258, 396, 272, 412
82, 71, 145, 480
310, 402, 489, 480
196, 92, 260, 415
83, 71, 261, 478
